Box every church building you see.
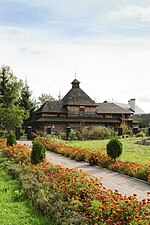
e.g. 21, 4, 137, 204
30, 79, 134, 133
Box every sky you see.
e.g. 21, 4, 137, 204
0, 0, 150, 113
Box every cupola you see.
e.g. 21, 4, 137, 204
71, 79, 80, 88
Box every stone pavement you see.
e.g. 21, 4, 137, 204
18, 140, 150, 201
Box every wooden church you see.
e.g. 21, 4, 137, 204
29, 79, 133, 133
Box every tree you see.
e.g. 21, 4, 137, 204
38, 93, 55, 106
31, 141, 46, 164
19, 81, 37, 116
0, 105, 29, 131
0, 65, 23, 107
6, 130, 16, 146
134, 114, 150, 128
106, 138, 123, 162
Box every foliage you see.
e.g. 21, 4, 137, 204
1, 142, 31, 164
106, 138, 123, 162
0, 142, 150, 224
58, 126, 116, 141
135, 114, 150, 128
0, 65, 36, 128
20, 175, 87, 225
0, 130, 6, 138
120, 119, 129, 135
86, 150, 111, 167
0, 154, 54, 225
64, 129, 78, 141
0, 65, 23, 107
86, 150, 99, 165
92, 126, 116, 139
0, 105, 29, 131
38, 93, 56, 107
68, 129, 78, 140
135, 130, 146, 138
80, 126, 115, 140
32, 132, 38, 140
6, 130, 16, 147
66, 138, 150, 163
37, 137, 150, 183
31, 142, 46, 164
109, 161, 149, 181
19, 81, 37, 117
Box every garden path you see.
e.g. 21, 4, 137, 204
18, 140, 150, 201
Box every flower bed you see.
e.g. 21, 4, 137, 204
37, 137, 150, 183
0, 139, 150, 224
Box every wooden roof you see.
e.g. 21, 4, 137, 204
62, 79, 96, 106
35, 101, 66, 114
34, 80, 132, 116
34, 117, 122, 123
115, 102, 145, 115
96, 102, 132, 114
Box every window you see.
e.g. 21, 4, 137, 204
79, 108, 85, 117
80, 110, 85, 117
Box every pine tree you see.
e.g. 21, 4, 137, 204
19, 81, 37, 116
0, 65, 23, 107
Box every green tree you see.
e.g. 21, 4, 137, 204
135, 114, 150, 128
38, 93, 55, 106
19, 81, 37, 116
31, 141, 46, 164
106, 138, 123, 162
6, 130, 16, 146
0, 105, 29, 131
0, 65, 23, 107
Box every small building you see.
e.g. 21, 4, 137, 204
29, 79, 134, 133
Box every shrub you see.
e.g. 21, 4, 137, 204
57, 126, 116, 141
32, 132, 38, 140
68, 129, 78, 140
6, 130, 16, 146
86, 151, 99, 165
92, 126, 114, 139
31, 142, 46, 164
135, 130, 146, 138
106, 138, 123, 162
81, 127, 89, 139
0, 130, 6, 138
81, 126, 115, 140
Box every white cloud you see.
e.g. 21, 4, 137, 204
0, 1, 150, 113
1, 0, 150, 38
18, 47, 42, 55
110, 5, 150, 23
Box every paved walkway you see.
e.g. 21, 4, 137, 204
18, 140, 150, 201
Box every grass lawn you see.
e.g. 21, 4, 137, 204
0, 160, 55, 225
65, 137, 150, 164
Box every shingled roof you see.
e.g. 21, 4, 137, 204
115, 102, 145, 115
96, 102, 132, 114
62, 79, 96, 106
35, 100, 66, 114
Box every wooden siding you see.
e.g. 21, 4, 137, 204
67, 105, 96, 118
42, 113, 67, 117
